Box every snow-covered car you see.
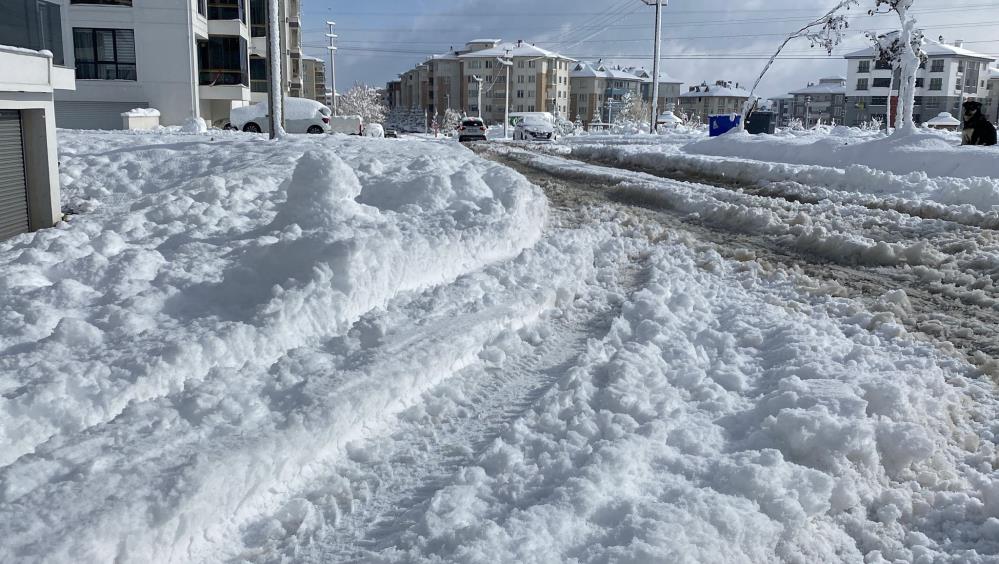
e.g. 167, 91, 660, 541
364, 123, 385, 138
229, 98, 332, 134
457, 118, 487, 142
329, 115, 364, 135
513, 116, 556, 142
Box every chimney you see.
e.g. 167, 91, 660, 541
953, 39, 964, 48
517, 39, 523, 47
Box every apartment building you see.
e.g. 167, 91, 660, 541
789, 76, 846, 126
678, 81, 751, 123
843, 35, 995, 126
568, 61, 643, 125
459, 40, 573, 124
0, 0, 76, 240
52, 0, 302, 129
986, 66, 999, 122
302, 56, 326, 103
769, 94, 793, 127
625, 67, 683, 114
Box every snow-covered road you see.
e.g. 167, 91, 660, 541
2, 132, 998, 563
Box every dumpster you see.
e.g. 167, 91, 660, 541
708, 114, 741, 137
745, 111, 776, 135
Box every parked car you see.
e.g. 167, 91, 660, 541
384, 128, 399, 138
457, 118, 487, 142
229, 98, 331, 134
329, 115, 364, 135
364, 123, 385, 138
513, 116, 556, 141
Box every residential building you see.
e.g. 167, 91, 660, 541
302, 56, 326, 103
0, 0, 76, 240
986, 66, 999, 123
568, 61, 643, 126
789, 76, 846, 126
458, 40, 574, 123
769, 94, 793, 127
52, 0, 302, 129
677, 81, 751, 123
384, 79, 402, 108
843, 35, 995, 126
624, 67, 683, 113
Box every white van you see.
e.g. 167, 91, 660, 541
329, 115, 364, 135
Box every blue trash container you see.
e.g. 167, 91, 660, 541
708, 114, 741, 137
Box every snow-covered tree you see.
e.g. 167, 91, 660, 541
441, 108, 462, 133
621, 91, 650, 125
337, 84, 387, 124
867, 0, 925, 134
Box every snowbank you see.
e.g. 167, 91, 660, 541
0, 131, 547, 562
685, 128, 999, 179
121, 108, 161, 117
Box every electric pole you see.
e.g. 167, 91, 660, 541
498, 51, 512, 138
266, 0, 279, 138
641, 0, 665, 134
326, 21, 338, 114
472, 75, 483, 118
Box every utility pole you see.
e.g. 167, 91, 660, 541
805, 95, 812, 128
499, 51, 513, 138
326, 21, 338, 114
642, 0, 665, 134
266, 0, 279, 138
472, 75, 483, 118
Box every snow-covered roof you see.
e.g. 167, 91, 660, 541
844, 34, 995, 61
680, 82, 751, 98
769, 94, 794, 100
820, 76, 846, 82
789, 81, 846, 95
427, 50, 462, 62
459, 41, 573, 61
467, 39, 501, 44
989, 67, 999, 80
925, 112, 960, 126
623, 66, 683, 84
570, 62, 649, 82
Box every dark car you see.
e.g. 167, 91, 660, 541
458, 118, 487, 142
384, 128, 399, 138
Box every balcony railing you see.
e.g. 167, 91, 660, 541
200, 69, 248, 86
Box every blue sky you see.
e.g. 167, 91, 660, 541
301, 0, 999, 99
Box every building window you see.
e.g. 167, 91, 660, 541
528, 75, 535, 83
872, 78, 892, 88
929, 78, 942, 91
207, 0, 245, 22
856, 78, 868, 91
528, 105, 535, 111
930, 59, 944, 72
249, 0, 265, 36
69, 0, 132, 4
857, 60, 870, 73
517, 75, 524, 84
198, 36, 248, 86
871, 96, 888, 106
517, 90, 524, 98
915, 78, 924, 88
250, 56, 266, 92
73, 27, 137, 80
3, 0, 66, 65
913, 96, 922, 106
874, 59, 891, 70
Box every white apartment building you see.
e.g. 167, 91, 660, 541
302, 56, 326, 103
986, 66, 999, 123
678, 81, 751, 123
53, 0, 302, 129
843, 35, 995, 126
0, 0, 76, 240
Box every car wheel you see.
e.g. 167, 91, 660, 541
223, 123, 236, 131
307, 125, 324, 134
243, 122, 261, 133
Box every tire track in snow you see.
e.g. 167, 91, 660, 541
228, 246, 649, 563
482, 147, 999, 379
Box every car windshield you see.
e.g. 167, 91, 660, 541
521, 117, 549, 126
462, 120, 483, 126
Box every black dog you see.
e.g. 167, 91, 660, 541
962, 101, 997, 146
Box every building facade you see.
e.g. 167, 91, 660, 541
625, 67, 683, 114
769, 94, 793, 127
52, 0, 303, 129
843, 36, 995, 127
568, 61, 643, 125
789, 77, 846, 127
986, 66, 999, 123
677, 81, 750, 123
302, 56, 326, 103
0, 0, 76, 240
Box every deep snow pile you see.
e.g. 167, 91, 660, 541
365, 239, 999, 563
0, 131, 548, 562
685, 127, 998, 179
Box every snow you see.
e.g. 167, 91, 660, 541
2, 126, 998, 563
845, 35, 995, 61
232, 98, 328, 125
121, 108, 161, 117
926, 112, 961, 127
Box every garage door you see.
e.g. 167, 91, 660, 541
0, 111, 29, 240
54, 101, 148, 130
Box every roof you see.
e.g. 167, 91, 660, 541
458, 41, 573, 61
844, 34, 995, 61
989, 67, 999, 80
467, 39, 501, 44
820, 76, 846, 81
769, 94, 794, 100
789, 81, 846, 95
925, 112, 960, 125
680, 82, 751, 98
623, 66, 683, 84
427, 50, 461, 62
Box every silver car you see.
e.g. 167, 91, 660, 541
513, 116, 556, 142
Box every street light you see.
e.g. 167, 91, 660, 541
641, 0, 666, 133
497, 52, 513, 138
806, 95, 812, 128
326, 21, 338, 115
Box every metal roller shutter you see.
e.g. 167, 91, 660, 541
0, 111, 29, 240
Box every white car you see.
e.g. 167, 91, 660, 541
364, 123, 385, 138
513, 116, 556, 142
229, 98, 331, 134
